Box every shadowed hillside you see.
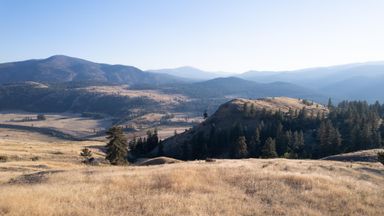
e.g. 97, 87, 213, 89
146, 97, 384, 161
151, 97, 328, 159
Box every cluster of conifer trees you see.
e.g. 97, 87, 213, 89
105, 127, 161, 164
105, 99, 384, 164
181, 99, 384, 160
128, 129, 160, 157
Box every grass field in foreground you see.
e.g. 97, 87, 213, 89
0, 129, 383, 216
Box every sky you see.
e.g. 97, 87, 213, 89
1, 0, 384, 73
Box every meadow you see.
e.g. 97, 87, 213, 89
0, 129, 383, 216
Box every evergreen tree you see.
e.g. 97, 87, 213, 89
316, 120, 341, 157
158, 140, 164, 156
207, 124, 218, 157
192, 131, 208, 159
146, 129, 159, 153
247, 128, 261, 157
37, 114, 46, 120
293, 130, 305, 158
232, 136, 248, 158
261, 137, 278, 158
203, 110, 208, 119
105, 126, 128, 165
182, 141, 191, 160
275, 123, 286, 156
327, 98, 333, 109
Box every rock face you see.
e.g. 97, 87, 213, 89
154, 97, 328, 159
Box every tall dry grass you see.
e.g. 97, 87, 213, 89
0, 129, 383, 216
0, 159, 383, 216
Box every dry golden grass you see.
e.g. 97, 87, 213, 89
0, 112, 113, 137
0, 129, 384, 216
80, 85, 188, 105
0, 128, 105, 184
230, 97, 328, 114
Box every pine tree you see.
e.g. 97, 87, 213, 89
261, 137, 277, 158
203, 110, 208, 119
250, 103, 256, 117
247, 137, 256, 158
146, 129, 159, 153
275, 123, 286, 156
232, 136, 248, 158
207, 124, 218, 157
192, 131, 208, 159
230, 122, 244, 142
316, 120, 341, 157
293, 130, 305, 158
327, 98, 333, 109
182, 141, 190, 160
158, 141, 164, 156
105, 126, 128, 165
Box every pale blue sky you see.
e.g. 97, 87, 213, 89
1, 0, 384, 73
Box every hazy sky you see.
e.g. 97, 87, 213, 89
1, 0, 384, 73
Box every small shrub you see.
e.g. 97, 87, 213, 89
0, 155, 8, 162
37, 114, 46, 120
80, 148, 93, 159
302, 99, 314, 106
31, 156, 40, 161
378, 151, 384, 165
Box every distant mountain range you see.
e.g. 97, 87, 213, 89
148, 66, 223, 80
239, 62, 384, 102
1, 55, 384, 103
0, 55, 184, 86
168, 77, 323, 101
151, 61, 384, 102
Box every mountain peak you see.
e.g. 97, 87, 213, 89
44, 55, 90, 64
0, 56, 184, 85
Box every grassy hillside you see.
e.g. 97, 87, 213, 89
2, 160, 384, 216
0, 82, 179, 116
322, 149, 384, 162
159, 97, 328, 159
0, 129, 383, 216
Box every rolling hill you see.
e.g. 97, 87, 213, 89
322, 148, 384, 163
154, 97, 328, 159
240, 62, 384, 102
148, 66, 223, 80
167, 77, 326, 101
0, 55, 184, 86
1, 128, 383, 216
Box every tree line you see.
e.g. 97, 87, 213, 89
104, 99, 384, 164
180, 99, 384, 160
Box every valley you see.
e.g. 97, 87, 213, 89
3, 1, 384, 215
1, 56, 384, 216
